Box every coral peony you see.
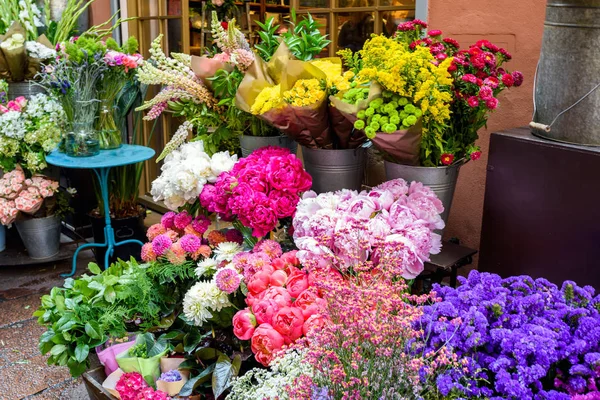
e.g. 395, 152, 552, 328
252, 299, 281, 325
233, 308, 257, 340
251, 324, 285, 366
272, 306, 304, 344
286, 270, 310, 298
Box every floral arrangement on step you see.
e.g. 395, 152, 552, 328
394, 21, 523, 166
293, 178, 443, 279
200, 146, 312, 241
0, 92, 66, 173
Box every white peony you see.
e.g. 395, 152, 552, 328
183, 281, 232, 326
210, 151, 238, 178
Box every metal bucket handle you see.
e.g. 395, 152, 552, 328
530, 61, 600, 133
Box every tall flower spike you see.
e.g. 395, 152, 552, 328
156, 121, 193, 162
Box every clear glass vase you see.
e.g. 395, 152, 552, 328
97, 99, 122, 150
65, 121, 100, 157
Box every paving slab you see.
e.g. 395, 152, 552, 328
0, 293, 41, 328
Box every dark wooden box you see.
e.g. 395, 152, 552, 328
479, 127, 600, 288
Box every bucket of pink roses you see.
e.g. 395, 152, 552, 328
341, 21, 523, 229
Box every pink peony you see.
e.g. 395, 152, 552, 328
214, 268, 241, 294
303, 313, 326, 336
286, 270, 309, 298
374, 179, 409, 200
247, 270, 271, 295
232, 308, 257, 340
272, 306, 304, 344
262, 286, 293, 308
266, 154, 312, 194
252, 299, 281, 325
248, 202, 278, 238
294, 288, 326, 319
251, 324, 285, 366
270, 270, 288, 287
269, 190, 299, 219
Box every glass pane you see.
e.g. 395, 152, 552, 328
299, 0, 330, 8
380, 9, 415, 35
336, 12, 374, 53
166, 19, 183, 54
380, 0, 415, 6
338, 0, 375, 7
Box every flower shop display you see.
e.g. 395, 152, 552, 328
293, 178, 443, 279
116, 333, 170, 386
200, 146, 311, 241
0, 91, 67, 174
115, 371, 170, 400
0, 167, 73, 258
0, 0, 93, 85
150, 138, 238, 211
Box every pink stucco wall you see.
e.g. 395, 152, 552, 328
428, 0, 547, 265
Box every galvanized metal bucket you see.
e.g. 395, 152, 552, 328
15, 215, 61, 259
240, 135, 298, 158
7, 81, 45, 100
531, 0, 600, 145
303, 147, 366, 194
384, 161, 461, 228
0, 225, 5, 253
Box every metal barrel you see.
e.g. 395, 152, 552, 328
7, 81, 46, 100
239, 135, 298, 158
384, 161, 461, 230
302, 147, 366, 194
15, 215, 61, 259
532, 0, 600, 144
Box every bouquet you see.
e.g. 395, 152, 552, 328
0, 93, 66, 173
150, 137, 238, 211
293, 178, 443, 279
231, 241, 326, 366
394, 21, 523, 166
236, 46, 333, 148
337, 27, 454, 165
97, 37, 143, 149
115, 372, 169, 400
0, 167, 63, 226
200, 146, 312, 240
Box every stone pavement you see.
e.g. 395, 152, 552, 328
0, 252, 95, 400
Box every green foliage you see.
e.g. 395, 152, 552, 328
254, 17, 280, 62
129, 343, 149, 358
64, 36, 107, 64
338, 48, 362, 74
34, 258, 189, 377
282, 10, 331, 61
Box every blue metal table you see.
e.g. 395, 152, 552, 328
46, 145, 155, 277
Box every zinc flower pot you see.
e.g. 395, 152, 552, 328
7, 81, 45, 100
302, 147, 366, 194
0, 225, 5, 252
384, 161, 461, 230
14, 215, 61, 259
240, 135, 298, 158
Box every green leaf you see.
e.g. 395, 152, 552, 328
39, 340, 54, 355
179, 364, 215, 396
50, 344, 67, 356
84, 322, 101, 340
67, 358, 88, 377
103, 286, 116, 303
63, 278, 75, 289
74, 343, 90, 363
212, 355, 236, 399
40, 329, 56, 344
87, 281, 105, 292
88, 263, 102, 275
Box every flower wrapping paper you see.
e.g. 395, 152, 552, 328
96, 340, 135, 377
115, 348, 168, 386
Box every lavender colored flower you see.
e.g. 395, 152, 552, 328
151, 234, 172, 256
159, 369, 182, 382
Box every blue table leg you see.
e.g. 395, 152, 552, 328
62, 167, 144, 278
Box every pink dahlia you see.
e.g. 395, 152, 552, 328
174, 211, 193, 230
180, 234, 202, 253
192, 215, 211, 235
141, 243, 157, 262
167, 242, 186, 265
254, 240, 283, 260
151, 234, 173, 257
215, 267, 241, 294
160, 211, 176, 229
146, 223, 166, 241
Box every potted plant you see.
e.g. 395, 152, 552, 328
0, 167, 73, 259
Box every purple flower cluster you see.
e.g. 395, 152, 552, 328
419, 271, 600, 400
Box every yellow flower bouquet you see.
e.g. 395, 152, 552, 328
236, 43, 333, 148
336, 35, 453, 164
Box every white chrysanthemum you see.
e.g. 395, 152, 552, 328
195, 258, 218, 278
183, 280, 232, 326
213, 242, 243, 263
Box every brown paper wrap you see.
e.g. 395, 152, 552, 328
236, 53, 333, 148
0, 23, 27, 82
328, 82, 381, 149
370, 120, 422, 166
24, 35, 53, 80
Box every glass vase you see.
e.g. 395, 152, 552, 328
97, 100, 122, 150
65, 122, 100, 157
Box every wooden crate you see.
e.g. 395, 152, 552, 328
82, 367, 118, 400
